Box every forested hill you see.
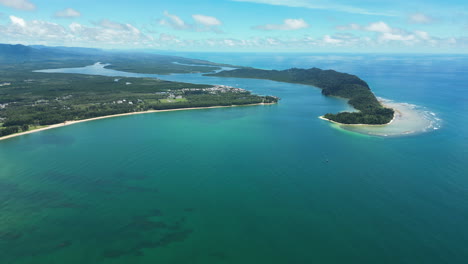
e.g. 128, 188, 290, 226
206, 68, 394, 125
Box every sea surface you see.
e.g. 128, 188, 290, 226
1, 53, 467, 263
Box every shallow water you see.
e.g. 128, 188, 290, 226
2, 53, 468, 264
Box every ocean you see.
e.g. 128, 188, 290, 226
1, 53, 467, 263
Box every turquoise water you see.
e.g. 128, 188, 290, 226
1, 54, 467, 263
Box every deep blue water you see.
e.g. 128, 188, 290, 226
1, 53, 467, 264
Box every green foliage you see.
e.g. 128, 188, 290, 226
0, 126, 19, 136
208, 67, 394, 125
0, 60, 277, 138
324, 107, 394, 124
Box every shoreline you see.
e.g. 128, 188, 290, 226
0, 102, 276, 142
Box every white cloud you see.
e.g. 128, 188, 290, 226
323, 35, 342, 44
97, 19, 140, 34
192, 14, 221, 26
414, 31, 431, 40
254, 18, 309, 31
70, 19, 149, 44
0, 0, 35, 10
337, 21, 440, 46
338, 21, 396, 34
4, 15, 67, 42
409, 13, 433, 24
159, 11, 223, 33
159, 33, 179, 42
160, 11, 188, 30
9, 15, 25, 27
54, 8, 81, 18
336, 23, 361, 31
379, 32, 415, 41
365, 21, 393, 33
232, 0, 395, 16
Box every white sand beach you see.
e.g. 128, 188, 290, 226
0, 103, 275, 142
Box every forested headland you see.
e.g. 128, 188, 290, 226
206, 67, 394, 125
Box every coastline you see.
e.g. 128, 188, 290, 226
0, 102, 276, 142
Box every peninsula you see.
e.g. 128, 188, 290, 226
206, 68, 394, 125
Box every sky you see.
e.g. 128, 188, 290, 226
0, 0, 467, 53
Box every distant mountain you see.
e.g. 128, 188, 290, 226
0, 43, 99, 63
0, 43, 222, 67
0, 43, 235, 76
0, 44, 45, 62
30, 45, 103, 55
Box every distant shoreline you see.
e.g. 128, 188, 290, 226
0, 102, 276, 142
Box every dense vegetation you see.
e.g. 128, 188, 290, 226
207, 68, 394, 124
0, 44, 277, 138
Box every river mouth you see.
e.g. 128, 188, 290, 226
331, 98, 442, 137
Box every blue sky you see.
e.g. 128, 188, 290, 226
0, 0, 467, 52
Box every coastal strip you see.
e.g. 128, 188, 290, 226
0, 102, 276, 142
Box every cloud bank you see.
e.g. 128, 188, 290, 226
0, 16, 464, 51
1, 16, 153, 47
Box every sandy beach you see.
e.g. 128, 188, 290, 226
0, 102, 275, 142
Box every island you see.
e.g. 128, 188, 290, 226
0, 44, 278, 139
206, 67, 394, 125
